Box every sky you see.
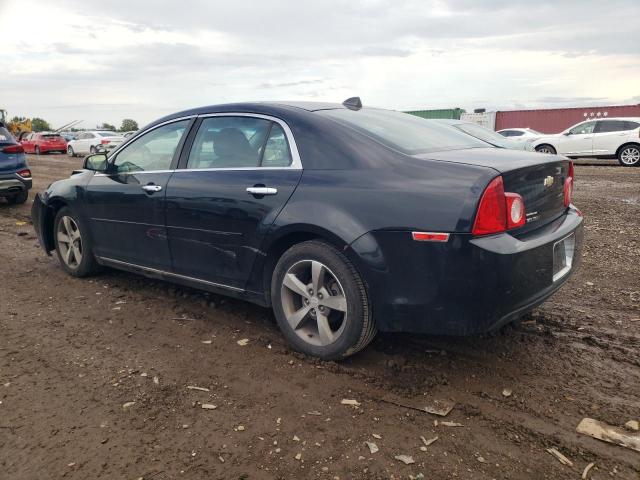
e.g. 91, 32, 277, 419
0, 0, 638, 129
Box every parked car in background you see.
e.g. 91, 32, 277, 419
67, 131, 125, 157
436, 119, 533, 151
0, 123, 32, 204
532, 118, 640, 166
32, 100, 583, 360
20, 132, 67, 154
497, 128, 542, 140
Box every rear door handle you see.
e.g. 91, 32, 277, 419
142, 184, 162, 193
246, 187, 277, 196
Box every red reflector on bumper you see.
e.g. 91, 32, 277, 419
412, 232, 450, 242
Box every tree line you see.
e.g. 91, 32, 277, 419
10, 117, 139, 133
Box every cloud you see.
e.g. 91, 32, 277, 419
0, 0, 637, 128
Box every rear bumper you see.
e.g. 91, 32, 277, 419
40, 144, 67, 152
349, 207, 584, 335
0, 174, 31, 196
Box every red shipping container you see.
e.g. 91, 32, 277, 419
495, 104, 640, 134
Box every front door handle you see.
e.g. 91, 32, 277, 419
142, 184, 162, 193
246, 186, 277, 196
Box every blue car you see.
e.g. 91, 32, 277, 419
31, 99, 583, 359
0, 123, 32, 205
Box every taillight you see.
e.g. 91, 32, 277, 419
564, 161, 574, 207
2, 144, 24, 154
472, 176, 526, 236
17, 169, 32, 178
101, 139, 111, 144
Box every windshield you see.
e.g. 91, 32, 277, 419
0, 126, 14, 144
318, 109, 489, 155
453, 123, 515, 149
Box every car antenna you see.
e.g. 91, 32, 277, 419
342, 97, 362, 110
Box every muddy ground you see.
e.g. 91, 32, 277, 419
1, 154, 639, 480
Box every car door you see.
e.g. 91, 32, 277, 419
557, 121, 596, 155
74, 133, 88, 154
165, 114, 302, 290
84, 119, 193, 270
592, 120, 631, 155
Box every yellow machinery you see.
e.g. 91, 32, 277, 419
0, 109, 32, 138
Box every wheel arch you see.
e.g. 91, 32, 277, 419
615, 142, 640, 157
535, 143, 557, 153
251, 224, 366, 307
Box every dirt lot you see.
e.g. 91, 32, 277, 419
1, 154, 639, 480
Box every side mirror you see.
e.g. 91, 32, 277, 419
83, 153, 109, 172
563, 132, 571, 136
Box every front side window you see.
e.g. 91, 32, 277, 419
568, 121, 596, 135
318, 109, 487, 155
113, 120, 189, 173
187, 116, 275, 169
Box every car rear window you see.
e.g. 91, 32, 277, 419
318, 108, 488, 155
42, 134, 63, 139
0, 126, 13, 144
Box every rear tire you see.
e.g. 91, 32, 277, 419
271, 240, 376, 360
6, 190, 28, 205
53, 207, 99, 277
35, 146, 41, 155
67, 146, 75, 157
90, 146, 96, 154
535, 144, 556, 155
617, 144, 640, 167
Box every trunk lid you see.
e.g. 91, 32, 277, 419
418, 147, 570, 230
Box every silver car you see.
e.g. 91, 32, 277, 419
436, 120, 533, 151
67, 131, 125, 157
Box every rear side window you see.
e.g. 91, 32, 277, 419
318, 109, 488, 155
623, 121, 640, 130
187, 116, 290, 169
0, 126, 13, 143
261, 124, 292, 167
595, 120, 627, 133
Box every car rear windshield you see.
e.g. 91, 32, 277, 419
42, 134, 63, 139
454, 123, 514, 149
318, 108, 489, 155
0, 126, 14, 144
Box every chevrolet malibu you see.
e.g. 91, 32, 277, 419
31, 99, 583, 359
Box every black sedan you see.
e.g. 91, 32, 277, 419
31, 99, 583, 359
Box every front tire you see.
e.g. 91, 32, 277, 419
618, 144, 640, 167
35, 146, 41, 155
535, 144, 556, 155
271, 240, 376, 360
89, 146, 96, 154
53, 207, 99, 277
67, 146, 75, 157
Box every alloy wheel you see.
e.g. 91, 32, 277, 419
280, 260, 348, 347
537, 146, 554, 154
57, 216, 83, 269
620, 147, 640, 166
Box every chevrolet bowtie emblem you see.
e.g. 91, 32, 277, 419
543, 176, 554, 187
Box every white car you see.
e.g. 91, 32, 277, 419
437, 120, 534, 151
67, 131, 125, 157
497, 128, 542, 142
531, 118, 640, 167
